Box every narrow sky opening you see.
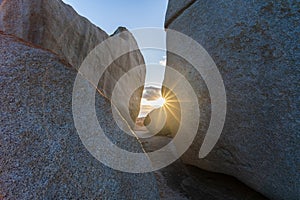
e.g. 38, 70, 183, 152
62, 0, 168, 118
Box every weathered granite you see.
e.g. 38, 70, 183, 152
0, 0, 145, 127
141, 136, 268, 200
165, 0, 196, 27
164, 0, 300, 199
100, 27, 146, 127
0, 32, 159, 199
0, 0, 107, 68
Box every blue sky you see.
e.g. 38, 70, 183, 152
62, 0, 168, 34
62, 1, 168, 86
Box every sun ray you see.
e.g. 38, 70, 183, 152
164, 102, 180, 110
164, 105, 181, 122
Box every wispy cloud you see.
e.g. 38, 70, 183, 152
159, 56, 166, 67
142, 86, 161, 100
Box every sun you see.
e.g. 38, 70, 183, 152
154, 97, 166, 108
139, 96, 166, 118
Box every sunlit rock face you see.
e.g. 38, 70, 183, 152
0, 0, 107, 68
0, 32, 159, 199
100, 27, 146, 128
165, 0, 299, 199
0, 0, 145, 127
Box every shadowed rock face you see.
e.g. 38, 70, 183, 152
0, 32, 159, 199
165, 0, 195, 27
0, 0, 145, 126
164, 0, 300, 199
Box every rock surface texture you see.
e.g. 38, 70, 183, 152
141, 136, 268, 200
0, 32, 159, 199
0, 0, 107, 68
0, 0, 145, 125
0, 0, 155, 198
101, 27, 146, 128
164, 0, 300, 199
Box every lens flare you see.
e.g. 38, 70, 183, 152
154, 97, 165, 108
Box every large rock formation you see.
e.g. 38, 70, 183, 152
0, 0, 157, 198
101, 27, 146, 128
164, 0, 300, 199
0, 31, 159, 199
0, 0, 107, 68
0, 0, 145, 125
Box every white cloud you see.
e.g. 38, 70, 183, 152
159, 56, 166, 67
